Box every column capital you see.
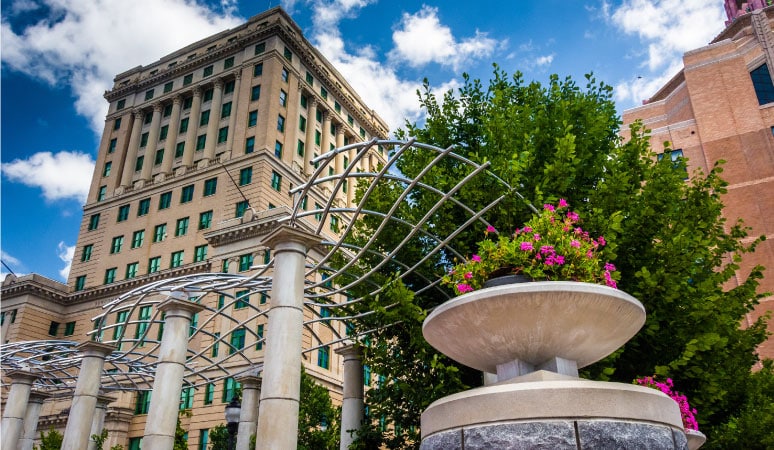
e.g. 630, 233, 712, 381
308, 96, 318, 107
28, 390, 53, 403
236, 374, 263, 389
192, 86, 202, 97
233, 70, 242, 80
77, 341, 115, 358
6, 369, 40, 384
214, 78, 224, 89
336, 125, 346, 136
335, 343, 362, 359
95, 393, 118, 408
172, 95, 182, 105
157, 296, 205, 317
132, 108, 145, 120
152, 102, 163, 113
262, 225, 321, 251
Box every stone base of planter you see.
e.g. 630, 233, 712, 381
421, 378, 687, 450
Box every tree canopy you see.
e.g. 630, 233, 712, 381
347, 65, 772, 449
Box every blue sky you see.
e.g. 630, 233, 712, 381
1, 0, 727, 282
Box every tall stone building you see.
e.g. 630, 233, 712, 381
1, 6, 387, 449
621, 6, 774, 359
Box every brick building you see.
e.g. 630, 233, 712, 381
621, 6, 774, 359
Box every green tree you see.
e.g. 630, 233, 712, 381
348, 66, 771, 448
174, 410, 190, 450
33, 428, 63, 450
208, 424, 229, 450
298, 366, 340, 450
91, 429, 108, 450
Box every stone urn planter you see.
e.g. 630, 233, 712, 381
686, 429, 707, 449
420, 281, 692, 450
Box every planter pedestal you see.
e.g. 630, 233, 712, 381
421, 282, 695, 449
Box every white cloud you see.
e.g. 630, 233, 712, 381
2, 151, 95, 203
534, 54, 555, 68
0, 251, 25, 282
9, 0, 40, 15
1, 0, 242, 134
57, 242, 75, 280
608, 0, 725, 103
390, 5, 500, 71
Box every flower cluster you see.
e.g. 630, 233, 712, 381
442, 200, 619, 294
634, 376, 699, 431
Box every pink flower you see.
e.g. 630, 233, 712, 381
457, 283, 474, 293
523, 226, 533, 233
543, 204, 555, 212
558, 198, 569, 208
464, 272, 473, 279
520, 242, 534, 251
604, 262, 616, 272
604, 271, 617, 289
471, 254, 482, 263
586, 250, 594, 259
540, 245, 555, 255
533, 233, 541, 241
598, 236, 606, 246
486, 225, 497, 234
567, 211, 579, 222
570, 240, 581, 248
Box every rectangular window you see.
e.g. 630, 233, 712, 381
48, 321, 60, 336
135, 305, 152, 345
315, 130, 321, 145
148, 256, 161, 274
221, 101, 232, 118
263, 249, 271, 265
135, 155, 144, 172
315, 202, 323, 221
271, 171, 282, 191
224, 56, 234, 69
198, 430, 209, 450
235, 200, 249, 218
251, 85, 261, 101
204, 383, 215, 405
335, 101, 341, 113
229, 328, 246, 353
317, 345, 330, 369
153, 224, 167, 242
194, 245, 208, 262
248, 110, 258, 127
238, 253, 253, 272
64, 321, 76, 336
300, 94, 307, 108
254, 42, 265, 54
128, 438, 142, 450
203, 88, 214, 102
110, 236, 124, 254
222, 377, 241, 402
245, 136, 255, 154
348, 114, 354, 126
170, 251, 184, 268
103, 161, 112, 177
126, 262, 139, 279
752, 64, 774, 105
203, 65, 213, 77
180, 386, 194, 410
199, 210, 213, 230
217, 126, 228, 144
108, 138, 117, 153
277, 115, 285, 132
224, 80, 234, 94
154, 149, 164, 165
164, 81, 173, 93
297, 140, 305, 157
306, 71, 314, 85
256, 324, 264, 350
211, 333, 220, 357
239, 167, 252, 185
316, 110, 322, 122
253, 63, 263, 77
175, 142, 185, 158
159, 124, 169, 140
235, 290, 250, 309
260, 292, 267, 304
283, 47, 292, 61
81, 244, 93, 262
88, 213, 100, 230
175, 217, 189, 237
320, 86, 328, 99
189, 313, 198, 337
179, 117, 189, 133
159, 191, 172, 209
145, 89, 154, 101
181, 185, 194, 203
117, 99, 126, 110
114, 117, 122, 130
330, 215, 339, 232
200, 110, 210, 126
360, 127, 366, 139
281, 67, 289, 82
135, 391, 151, 415
104, 267, 117, 284
274, 141, 283, 158
203, 177, 217, 196
184, 73, 193, 85
98, 186, 107, 201
196, 134, 206, 151
301, 195, 308, 210
131, 230, 145, 248
138, 198, 150, 216
279, 89, 287, 107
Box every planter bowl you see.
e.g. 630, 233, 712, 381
423, 281, 645, 373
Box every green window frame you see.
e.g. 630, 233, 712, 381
179, 117, 189, 133
48, 321, 60, 336
203, 65, 213, 77
283, 46, 292, 60
224, 80, 234, 94
159, 124, 169, 140
114, 117, 122, 130
256, 324, 264, 350
140, 132, 149, 148
159, 191, 172, 209
203, 177, 217, 196
315, 130, 321, 146
64, 321, 76, 336
98, 186, 107, 201
88, 213, 100, 230
200, 110, 210, 126
184, 73, 193, 85
229, 328, 246, 354
248, 110, 258, 127
175, 217, 189, 237
251, 85, 261, 101
320, 86, 328, 99
299, 115, 306, 132
277, 115, 285, 132
135, 391, 151, 415
153, 224, 167, 242
75, 275, 86, 291
217, 126, 228, 144
135, 155, 144, 172
194, 245, 208, 262
274, 141, 283, 158
125, 262, 139, 279
281, 67, 289, 82
110, 236, 124, 254
235, 290, 249, 309
148, 256, 161, 274
317, 345, 330, 369
116, 99, 125, 110
181, 185, 194, 203
203, 88, 214, 102
104, 267, 117, 284
164, 81, 173, 93
170, 250, 184, 268
306, 71, 313, 85
221, 101, 232, 118
238, 253, 253, 272
253, 63, 263, 77
222, 377, 241, 402
108, 138, 117, 153
223, 56, 234, 69
239, 167, 252, 185
138, 198, 150, 216
212, 333, 220, 357
297, 140, 305, 157
81, 244, 93, 262
271, 171, 282, 191
199, 210, 213, 230
117, 204, 130, 222
180, 386, 194, 410
154, 149, 164, 165
131, 230, 145, 248
235, 200, 249, 218
103, 161, 112, 177
245, 136, 255, 154
175, 142, 185, 158
335, 101, 341, 113
135, 305, 152, 345
254, 42, 265, 54
145, 89, 154, 101
196, 134, 206, 151
204, 383, 215, 405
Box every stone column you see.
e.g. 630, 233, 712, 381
160, 96, 182, 176
321, 112, 331, 155
347, 147, 358, 207
1, 370, 40, 450
225, 71, 242, 154
335, 344, 365, 450
235, 374, 261, 450
1, 312, 11, 343
62, 342, 115, 450
19, 390, 51, 450
142, 294, 204, 450
182, 87, 202, 169
140, 103, 163, 181
202, 79, 224, 164
120, 110, 144, 188
88, 394, 117, 450
255, 226, 321, 450
304, 98, 317, 175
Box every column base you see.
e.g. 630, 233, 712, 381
421, 377, 688, 450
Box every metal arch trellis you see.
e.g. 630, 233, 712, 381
1, 139, 536, 393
